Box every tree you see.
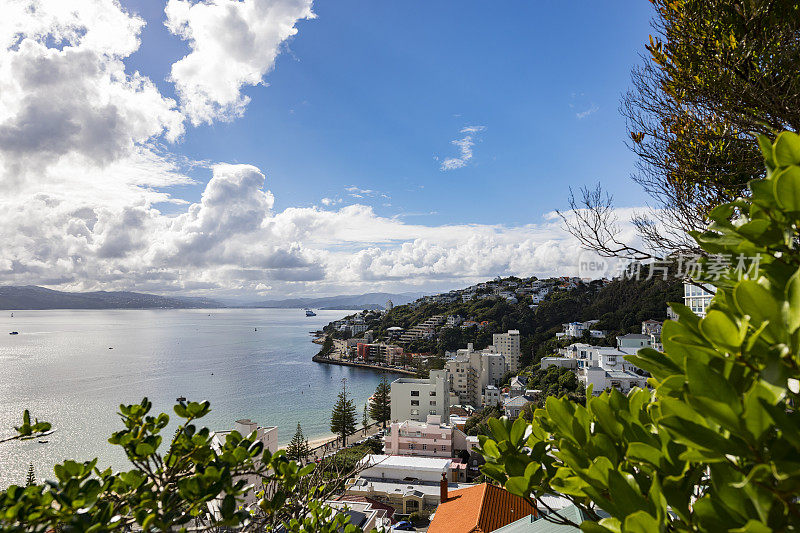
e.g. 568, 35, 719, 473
330, 380, 357, 447
369, 376, 391, 428
25, 464, 35, 487
0, 399, 369, 532
562, 0, 800, 260
286, 422, 310, 463
362, 402, 369, 436
480, 133, 800, 531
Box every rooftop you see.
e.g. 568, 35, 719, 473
428, 483, 537, 533
359, 454, 452, 472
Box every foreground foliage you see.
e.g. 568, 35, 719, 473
0, 399, 369, 532
479, 133, 800, 531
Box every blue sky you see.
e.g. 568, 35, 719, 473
2, 0, 657, 297
124, 0, 654, 225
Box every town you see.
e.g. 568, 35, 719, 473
205, 273, 714, 531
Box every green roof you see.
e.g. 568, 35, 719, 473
493, 505, 588, 532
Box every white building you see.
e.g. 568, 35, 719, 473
616, 333, 652, 351
541, 343, 647, 395
390, 370, 450, 422
209, 419, 278, 512
346, 454, 464, 513
684, 282, 715, 317
493, 330, 521, 373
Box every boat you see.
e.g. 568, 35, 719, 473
9, 331, 18, 335
305, 308, 316, 317
38, 440, 48, 444
176, 396, 187, 402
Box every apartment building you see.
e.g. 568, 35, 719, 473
684, 281, 716, 317
492, 330, 521, 373
209, 419, 277, 513
398, 315, 445, 344
445, 343, 507, 407
541, 343, 647, 395
356, 342, 404, 365
390, 370, 450, 422
384, 415, 469, 458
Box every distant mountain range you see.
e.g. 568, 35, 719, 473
0, 286, 426, 310
0, 286, 223, 310
240, 292, 426, 310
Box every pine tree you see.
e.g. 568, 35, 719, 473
25, 463, 35, 486
369, 376, 391, 428
362, 402, 369, 436
330, 379, 357, 447
286, 422, 310, 462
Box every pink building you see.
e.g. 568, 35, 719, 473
384, 415, 468, 458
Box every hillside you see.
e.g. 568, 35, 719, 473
0, 286, 223, 310
327, 274, 682, 367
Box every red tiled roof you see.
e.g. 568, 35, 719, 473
428, 483, 536, 533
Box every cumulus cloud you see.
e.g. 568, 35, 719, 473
440, 125, 485, 171
165, 0, 315, 125
0, 0, 648, 299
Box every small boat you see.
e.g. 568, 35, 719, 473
254, 328, 257, 331
38, 440, 48, 444
9, 331, 18, 335
108, 347, 113, 350
305, 308, 316, 317
176, 396, 187, 402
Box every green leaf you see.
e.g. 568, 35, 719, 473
773, 165, 800, 212
623, 511, 661, 533
785, 268, 800, 332
699, 310, 744, 352
773, 131, 800, 167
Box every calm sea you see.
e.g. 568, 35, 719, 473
0, 309, 385, 488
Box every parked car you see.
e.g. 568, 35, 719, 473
392, 521, 415, 531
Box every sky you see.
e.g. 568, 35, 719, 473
0, 0, 655, 299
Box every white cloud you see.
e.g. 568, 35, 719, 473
165, 0, 315, 125
576, 104, 599, 119
0, 1, 647, 299
440, 125, 485, 171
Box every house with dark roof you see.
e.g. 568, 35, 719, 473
428, 477, 537, 533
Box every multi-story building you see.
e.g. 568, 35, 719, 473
345, 455, 464, 514
390, 370, 450, 422
356, 342, 404, 365
399, 315, 445, 344
482, 385, 500, 407
684, 282, 715, 317
209, 419, 277, 513
541, 343, 647, 395
445, 343, 507, 407
383, 415, 469, 458
492, 330, 521, 373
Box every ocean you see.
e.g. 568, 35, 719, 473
0, 308, 386, 488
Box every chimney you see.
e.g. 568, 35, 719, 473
440, 472, 448, 502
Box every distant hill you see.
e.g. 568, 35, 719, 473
242, 292, 426, 310
0, 286, 223, 310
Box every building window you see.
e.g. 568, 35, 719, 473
410, 390, 420, 397
422, 444, 427, 450
410, 409, 419, 416
429, 391, 436, 396
411, 400, 419, 406
429, 410, 437, 415
430, 401, 436, 406
409, 443, 415, 450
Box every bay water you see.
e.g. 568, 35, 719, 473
0, 309, 385, 488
